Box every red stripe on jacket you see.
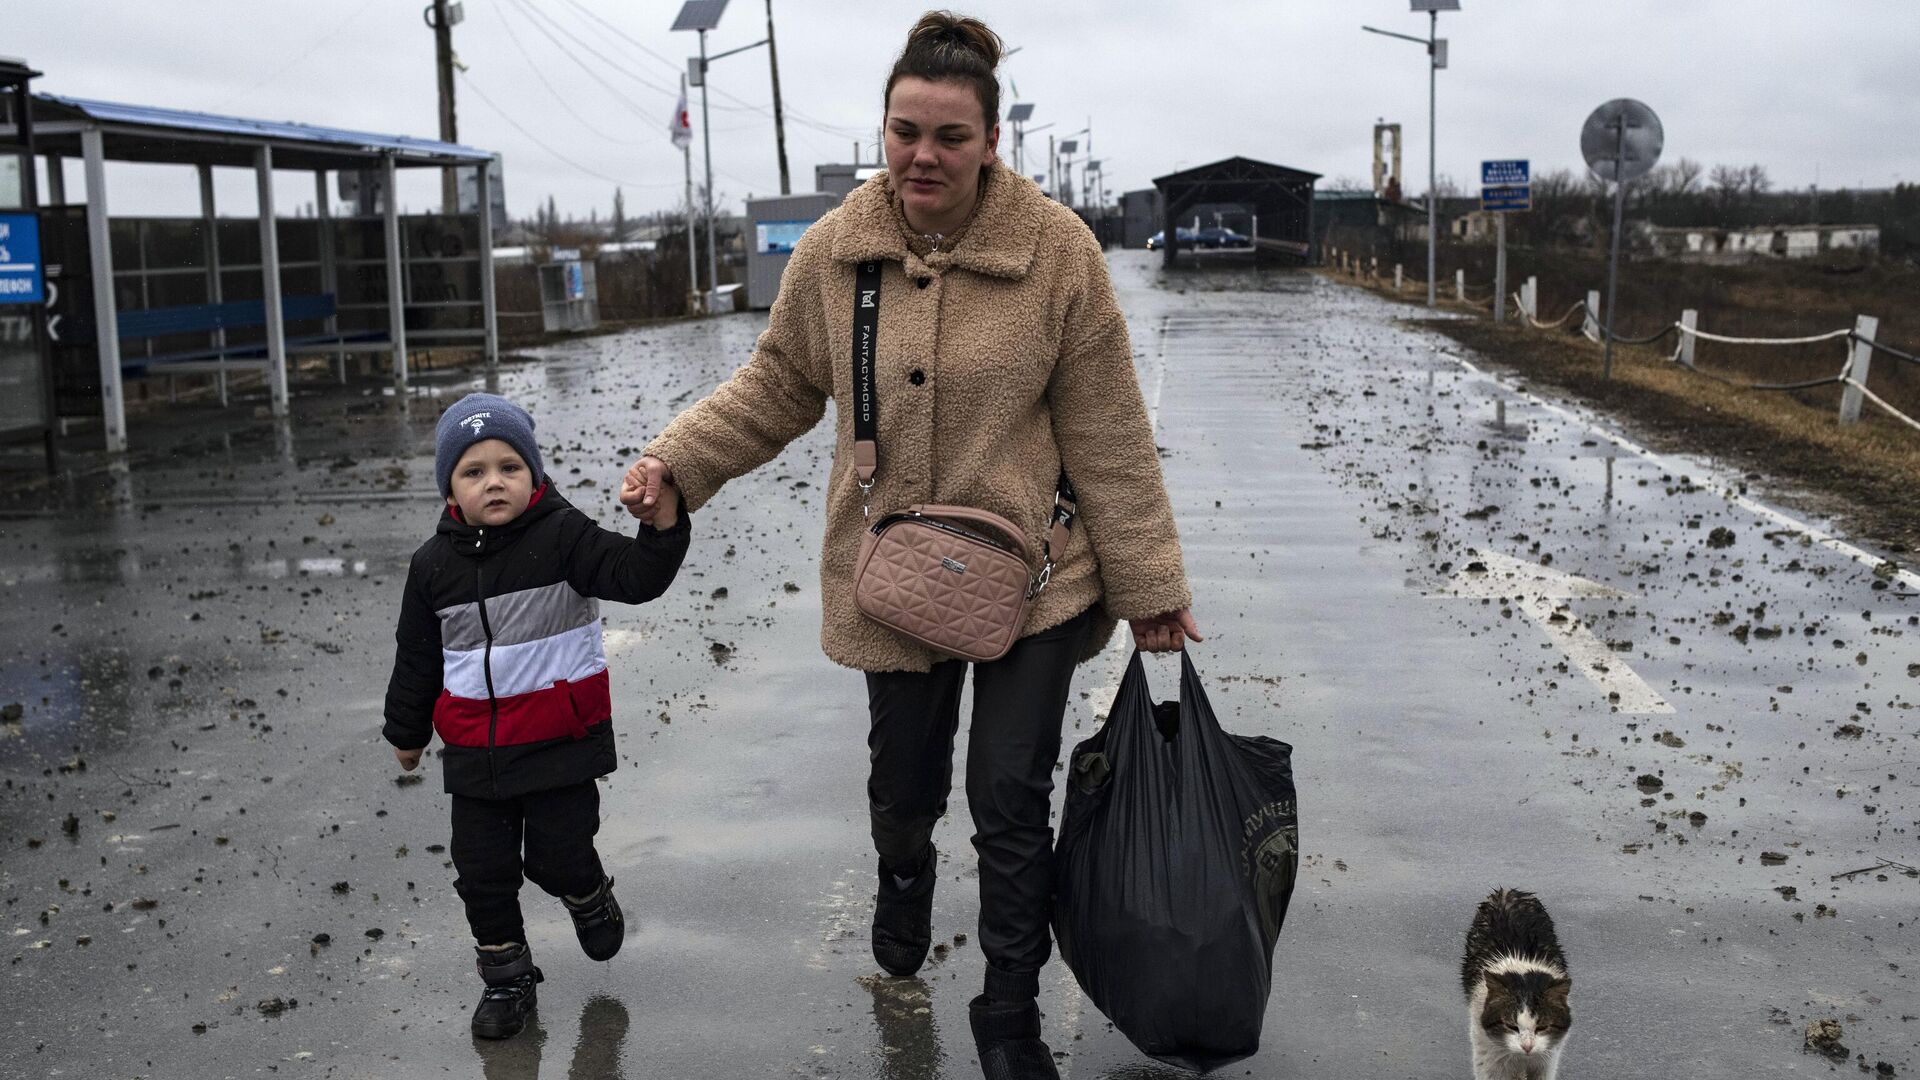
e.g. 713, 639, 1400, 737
432, 667, 613, 748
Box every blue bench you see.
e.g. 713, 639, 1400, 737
116, 294, 389, 377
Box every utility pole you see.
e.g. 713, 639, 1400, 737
427, 0, 460, 213
699, 29, 717, 298
766, 0, 791, 194
1426, 7, 1438, 309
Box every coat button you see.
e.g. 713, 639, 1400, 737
916, 277, 931, 289
909, 369, 926, 386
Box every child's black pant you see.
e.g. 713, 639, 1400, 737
450, 779, 606, 947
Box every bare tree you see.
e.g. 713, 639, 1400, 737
1710, 164, 1747, 211
1671, 157, 1703, 195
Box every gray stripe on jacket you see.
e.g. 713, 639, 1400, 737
438, 580, 601, 651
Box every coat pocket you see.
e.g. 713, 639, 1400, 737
559, 675, 613, 739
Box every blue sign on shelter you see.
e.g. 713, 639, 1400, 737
0, 213, 45, 305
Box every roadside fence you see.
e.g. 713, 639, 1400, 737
1320, 245, 1918, 434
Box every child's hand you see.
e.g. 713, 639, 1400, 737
649, 479, 680, 531
394, 747, 423, 771
620, 456, 673, 523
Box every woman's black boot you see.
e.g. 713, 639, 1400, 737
471, 942, 543, 1040
871, 843, 936, 976
968, 988, 1060, 1080
563, 875, 625, 961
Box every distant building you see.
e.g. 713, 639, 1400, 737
1650, 223, 1880, 261
815, 163, 885, 201
1313, 189, 1420, 263
1120, 188, 1162, 248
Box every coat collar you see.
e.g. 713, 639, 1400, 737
829, 159, 1040, 281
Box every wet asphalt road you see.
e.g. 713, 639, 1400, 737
1, 251, 1916, 1079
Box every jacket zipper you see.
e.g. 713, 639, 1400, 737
473, 546, 500, 795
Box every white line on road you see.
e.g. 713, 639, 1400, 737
1433, 550, 1674, 715
1439, 349, 1920, 593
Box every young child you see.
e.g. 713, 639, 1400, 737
383, 392, 687, 1040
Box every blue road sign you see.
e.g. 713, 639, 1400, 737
1482, 159, 1529, 187
1481, 185, 1532, 212
0, 214, 44, 305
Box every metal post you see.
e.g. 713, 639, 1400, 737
45, 154, 65, 204
1679, 309, 1697, 367
255, 145, 289, 418
382, 154, 409, 389
1586, 289, 1601, 340
698, 28, 718, 300
764, 0, 791, 195
1395, 263, 1404, 290
1455, 268, 1465, 302
476, 159, 497, 367
682, 74, 700, 316
1525, 275, 1537, 320
1426, 8, 1437, 310
314, 170, 342, 383
80, 127, 126, 454
198, 163, 228, 406
1838, 315, 1878, 425
1602, 119, 1626, 379
1494, 212, 1507, 323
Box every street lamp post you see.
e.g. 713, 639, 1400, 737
672, 2, 730, 305
1364, 0, 1458, 309
1007, 102, 1034, 176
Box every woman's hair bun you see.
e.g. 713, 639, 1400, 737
905, 11, 1002, 70
886, 10, 1004, 128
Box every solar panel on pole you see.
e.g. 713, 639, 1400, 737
672, 0, 728, 32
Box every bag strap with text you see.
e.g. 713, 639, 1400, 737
852, 260, 882, 511
849, 257, 1076, 595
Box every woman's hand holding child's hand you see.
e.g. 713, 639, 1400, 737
619, 456, 678, 530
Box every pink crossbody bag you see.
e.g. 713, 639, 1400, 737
845, 260, 1076, 662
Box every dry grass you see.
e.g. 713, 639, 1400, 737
1345, 244, 1920, 420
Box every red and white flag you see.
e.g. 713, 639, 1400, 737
670, 87, 693, 150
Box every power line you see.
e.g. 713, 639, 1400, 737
553, 0, 868, 140
456, 70, 681, 191
210, 0, 385, 111
489, 0, 645, 145
507, 0, 681, 106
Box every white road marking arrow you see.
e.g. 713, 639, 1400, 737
1434, 550, 1674, 715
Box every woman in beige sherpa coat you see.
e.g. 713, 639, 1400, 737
621, 14, 1196, 1076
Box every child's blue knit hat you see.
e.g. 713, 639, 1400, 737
434, 393, 544, 496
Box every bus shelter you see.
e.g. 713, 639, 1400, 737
7, 94, 500, 453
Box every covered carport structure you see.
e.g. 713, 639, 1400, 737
1153, 156, 1320, 268
12, 95, 499, 453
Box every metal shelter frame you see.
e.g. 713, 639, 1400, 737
5, 94, 499, 453
1152, 156, 1321, 268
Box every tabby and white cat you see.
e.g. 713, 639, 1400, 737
1461, 889, 1573, 1080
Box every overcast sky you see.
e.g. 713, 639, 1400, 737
11, 0, 1920, 221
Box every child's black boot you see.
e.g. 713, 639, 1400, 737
871, 843, 936, 976
471, 942, 542, 1040
563, 874, 625, 961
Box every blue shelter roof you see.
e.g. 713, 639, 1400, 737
26, 93, 494, 169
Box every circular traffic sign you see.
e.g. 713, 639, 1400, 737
1580, 99, 1664, 182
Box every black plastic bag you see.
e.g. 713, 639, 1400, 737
1053, 651, 1298, 1073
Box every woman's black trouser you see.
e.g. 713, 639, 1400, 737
451, 779, 606, 947
864, 607, 1095, 997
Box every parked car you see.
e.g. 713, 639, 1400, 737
1144, 227, 1199, 251
1196, 226, 1251, 248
